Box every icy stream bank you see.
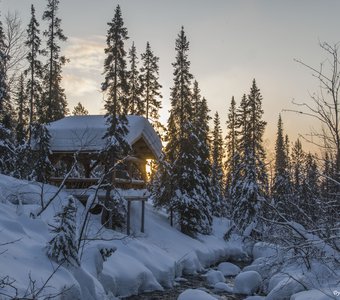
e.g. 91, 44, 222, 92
123, 260, 253, 300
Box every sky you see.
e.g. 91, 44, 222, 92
2, 0, 340, 153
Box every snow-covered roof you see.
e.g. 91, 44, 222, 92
47, 115, 162, 159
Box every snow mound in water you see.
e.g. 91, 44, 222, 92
217, 261, 241, 276
202, 269, 225, 286
177, 288, 217, 300
234, 270, 262, 295
291, 289, 338, 300
214, 282, 233, 292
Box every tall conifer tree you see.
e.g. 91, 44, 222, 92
232, 80, 268, 235
225, 96, 239, 208
14, 73, 28, 144
102, 4, 130, 155
41, 0, 68, 123
126, 42, 143, 115
153, 28, 212, 236
0, 15, 7, 114
0, 15, 15, 174
25, 4, 43, 136
211, 111, 225, 216
101, 5, 130, 227
272, 114, 292, 212
140, 42, 162, 124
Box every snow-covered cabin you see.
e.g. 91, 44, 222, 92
47, 115, 162, 190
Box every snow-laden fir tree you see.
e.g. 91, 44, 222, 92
320, 152, 339, 226
300, 153, 320, 225
0, 15, 15, 175
191, 82, 211, 189
126, 42, 143, 115
12, 74, 32, 179
24, 4, 43, 138
210, 111, 226, 216
291, 139, 304, 193
41, 0, 68, 123
0, 14, 7, 114
140, 42, 162, 128
47, 196, 79, 266
191, 82, 216, 219
101, 3, 131, 166
231, 80, 268, 236
72, 102, 88, 115
224, 96, 239, 212
153, 27, 212, 236
31, 122, 53, 182
272, 114, 292, 215
290, 152, 321, 229
101, 5, 130, 228
14, 73, 28, 144
284, 139, 319, 228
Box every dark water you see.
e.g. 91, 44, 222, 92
122, 260, 251, 300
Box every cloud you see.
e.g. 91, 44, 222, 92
64, 36, 105, 73
62, 73, 99, 97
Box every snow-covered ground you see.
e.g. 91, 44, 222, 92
0, 174, 244, 299
0, 174, 339, 300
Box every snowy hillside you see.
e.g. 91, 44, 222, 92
0, 174, 243, 299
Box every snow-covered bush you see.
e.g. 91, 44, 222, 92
47, 196, 79, 266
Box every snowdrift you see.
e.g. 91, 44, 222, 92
0, 174, 239, 299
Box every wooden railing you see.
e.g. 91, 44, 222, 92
49, 177, 146, 190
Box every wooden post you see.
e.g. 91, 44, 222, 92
141, 200, 145, 233
170, 207, 173, 227
127, 200, 131, 235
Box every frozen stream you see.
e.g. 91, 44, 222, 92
123, 260, 253, 300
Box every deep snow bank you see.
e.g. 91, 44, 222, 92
0, 174, 239, 299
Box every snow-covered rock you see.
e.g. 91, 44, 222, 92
202, 269, 225, 285
244, 296, 265, 300
266, 274, 306, 300
177, 289, 216, 300
290, 289, 337, 300
217, 262, 241, 276
234, 271, 262, 295
213, 282, 233, 292
252, 242, 281, 260
243, 256, 277, 279
224, 241, 248, 261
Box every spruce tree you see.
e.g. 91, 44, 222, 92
300, 153, 320, 225
41, 0, 68, 123
192, 81, 211, 187
0, 15, 7, 113
321, 152, 339, 227
272, 114, 292, 213
225, 96, 239, 209
191, 82, 215, 219
231, 80, 268, 236
14, 73, 28, 144
126, 42, 143, 115
72, 102, 88, 115
47, 196, 79, 266
102, 4, 130, 157
0, 15, 15, 175
140, 42, 162, 125
211, 111, 225, 216
153, 27, 212, 236
101, 5, 130, 228
31, 123, 53, 182
25, 4, 43, 136
291, 139, 304, 192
